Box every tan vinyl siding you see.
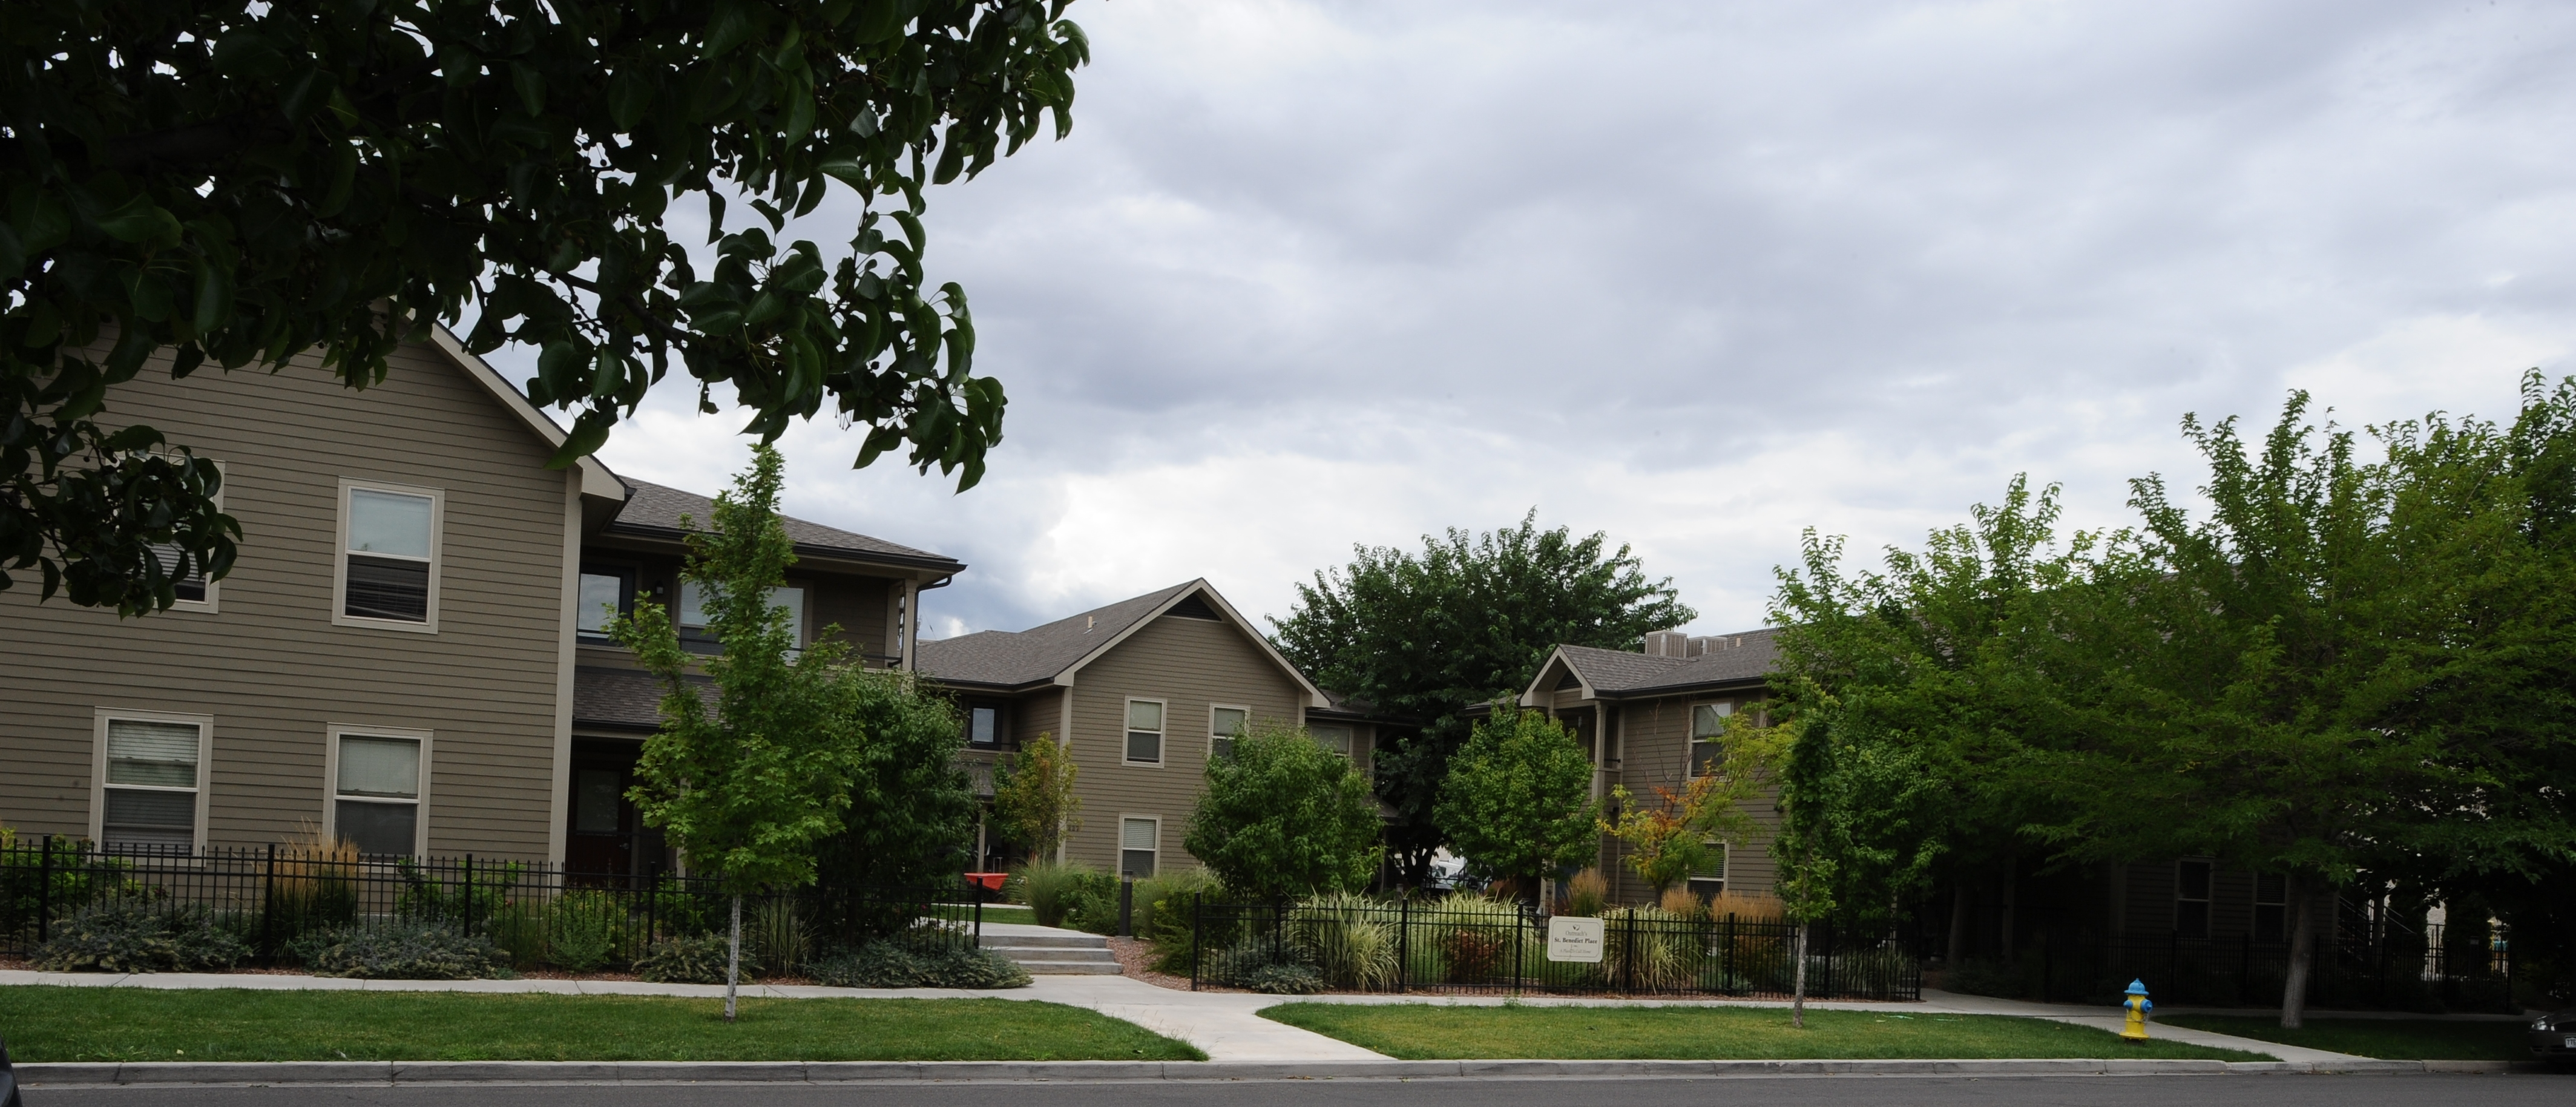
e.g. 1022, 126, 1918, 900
810, 575, 893, 662
1058, 615, 1306, 873
1603, 693, 1781, 904
0, 341, 570, 859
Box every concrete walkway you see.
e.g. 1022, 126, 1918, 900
0, 970, 2333, 1064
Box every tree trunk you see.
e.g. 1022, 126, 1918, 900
724, 893, 743, 1024
2279, 875, 2313, 1030
1792, 921, 1810, 1029
1945, 882, 1970, 968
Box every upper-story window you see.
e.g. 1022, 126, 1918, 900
576, 567, 636, 638
150, 458, 223, 611
1125, 698, 1165, 765
335, 481, 441, 631
677, 581, 805, 651
1210, 706, 1248, 760
2175, 859, 2213, 939
1690, 703, 1732, 776
1309, 723, 1354, 761
967, 704, 1006, 747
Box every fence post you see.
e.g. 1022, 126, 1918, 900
1722, 913, 1735, 995
260, 843, 278, 965
36, 835, 54, 945
462, 855, 475, 935
1118, 878, 1134, 939
1396, 895, 1411, 994
1513, 905, 1526, 997
1189, 893, 1203, 991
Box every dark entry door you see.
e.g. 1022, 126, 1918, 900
565, 741, 646, 882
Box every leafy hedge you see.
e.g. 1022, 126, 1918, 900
32, 899, 246, 973
807, 933, 1031, 989
290, 922, 511, 979
635, 933, 756, 984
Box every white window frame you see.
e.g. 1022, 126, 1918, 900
1307, 722, 1355, 761
1687, 701, 1733, 777
1123, 697, 1167, 767
677, 579, 809, 648
331, 478, 444, 634
1686, 839, 1729, 898
1209, 704, 1250, 760
1119, 815, 1161, 878
157, 457, 225, 613
90, 708, 214, 855
323, 723, 435, 857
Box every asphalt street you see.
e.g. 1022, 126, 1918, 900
18, 1074, 2571, 1107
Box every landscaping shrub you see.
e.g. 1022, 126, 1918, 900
545, 890, 628, 972
394, 858, 525, 928
32, 899, 247, 973
807, 932, 1031, 989
291, 921, 510, 979
1017, 859, 1116, 931
1243, 962, 1326, 994
1600, 905, 1691, 990
1203, 936, 1321, 991
484, 902, 551, 970
1136, 869, 1220, 973
1292, 892, 1397, 990
1416, 892, 1530, 985
1658, 887, 1707, 921
1560, 869, 1609, 917
1, 828, 140, 939
748, 898, 810, 976
635, 933, 755, 984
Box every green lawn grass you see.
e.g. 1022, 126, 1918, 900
964, 904, 1037, 926
2159, 1015, 2529, 1061
0, 987, 1202, 1063
1261, 1003, 2270, 1061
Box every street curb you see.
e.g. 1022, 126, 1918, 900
16, 1057, 2538, 1085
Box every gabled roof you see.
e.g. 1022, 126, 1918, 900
1520, 628, 1782, 705
424, 324, 627, 506
918, 579, 1331, 708
605, 476, 964, 573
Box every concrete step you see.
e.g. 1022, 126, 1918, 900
1010, 959, 1125, 976
984, 944, 1119, 964
978, 932, 1109, 950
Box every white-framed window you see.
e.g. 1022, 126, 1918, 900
1686, 840, 1728, 899
325, 725, 433, 857
1309, 723, 1354, 760
1124, 698, 1165, 765
1120, 816, 1160, 878
677, 580, 807, 648
1689, 703, 1732, 776
2175, 859, 2213, 939
2253, 873, 2288, 943
332, 479, 442, 631
149, 458, 225, 612
92, 709, 212, 853
1209, 706, 1248, 760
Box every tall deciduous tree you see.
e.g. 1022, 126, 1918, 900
1183, 722, 1383, 902
611, 444, 876, 1022
1272, 512, 1693, 887
5, 0, 1088, 616
1434, 705, 1598, 898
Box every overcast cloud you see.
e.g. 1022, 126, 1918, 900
543, 0, 2576, 640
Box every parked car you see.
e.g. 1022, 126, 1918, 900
2531, 1007, 2576, 1067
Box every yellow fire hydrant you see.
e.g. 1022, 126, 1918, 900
2119, 979, 2153, 1042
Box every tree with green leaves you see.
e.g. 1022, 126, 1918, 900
1183, 721, 1383, 902
610, 444, 880, 1022
990, 731, 1079, 861
1434, 704, 1598, 900
816, 672, 978, 891
5, 0, 1088, 616
1272, 512, 1693, 888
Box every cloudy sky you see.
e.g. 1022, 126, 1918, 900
546, 0, 2576, 640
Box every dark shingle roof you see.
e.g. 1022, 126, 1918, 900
573, 666, 716, 731
608, 478, 961, 569
915, 581, 1201, 688
1559, 628, 1781, 696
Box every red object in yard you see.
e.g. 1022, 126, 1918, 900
963, 872, 1007, 892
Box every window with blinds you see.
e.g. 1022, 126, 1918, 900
335, 732, 424, 856
1309, 723, 1353, 760
1210, 706, 1248, 759
1125, 700, 1164, 764
340, 485, 438, 625
1120, 817, 1158, 878
1689, 703, 1732, 776
101, 717, 205, 852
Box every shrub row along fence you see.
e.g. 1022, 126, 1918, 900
1994, 922, 2517, 1012
0, 836, 982, 976
1188, 894, 1920, 1000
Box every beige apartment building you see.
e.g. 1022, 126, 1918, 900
0, 329, 955, 868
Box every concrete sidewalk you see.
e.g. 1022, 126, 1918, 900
0, 970, 2338, 1065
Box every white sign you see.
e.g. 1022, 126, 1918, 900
1546, 916, 1605, 962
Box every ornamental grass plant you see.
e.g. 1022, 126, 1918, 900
1292, 891, 1398, 990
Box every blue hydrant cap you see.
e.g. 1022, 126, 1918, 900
2124, 979, 2149, 996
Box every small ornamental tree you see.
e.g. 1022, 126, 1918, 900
1602, 758, 1770, 896
818, 672, 978, 892
610, 444, 873, 1022
1184, 722, 1384, 902
991, 732, 1080, 861
1434, 704, 1598, 899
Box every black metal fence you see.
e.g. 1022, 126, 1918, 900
1188, 895, 1920, 1000
0, 835, 980, 973
1977, 922, 2514, 1012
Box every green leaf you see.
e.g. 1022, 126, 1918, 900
702, 2, 760, 58
511, 62, 547, 116
0, 222, 21, 282
547, 411, 614, 468
608, 71, 655, 132
192, 256, 235, 333
93, 194, 182, 249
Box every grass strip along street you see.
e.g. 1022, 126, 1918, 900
1261, 1003, 2270, 1061
0, 988, 1203, 1063
2159, 1016, 2531, 1061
